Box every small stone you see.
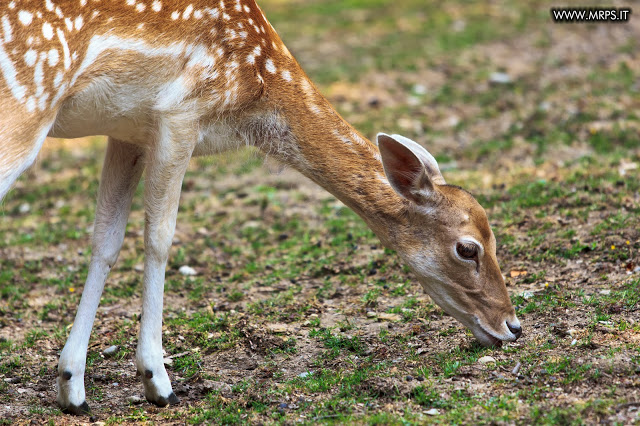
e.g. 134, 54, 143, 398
425, 408, 440, 416
599, 289, 611, 295
102, 345, 119, 357
406, 375, 413, 381
571, 339, 578, 346
18, 203, 30, 213
366, 311, 377, 318
520, 291, 534, 300
127, 395, 143, 404
512, 362, 522, 375
277, 402, 288, 410
4, 377, 20, 384
489, 72, 512, 84
163, 357, 173, 366
478, 356, 497, 364
377, 313, 402, 322
412, 84, 427, 95
297, 371, 312, 378
179, 265, 197, 276
203, 380, 232, 397
266, 323, 289, 333
538, 101, 551, 111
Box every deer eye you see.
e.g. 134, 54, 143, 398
456, 242, 478, 261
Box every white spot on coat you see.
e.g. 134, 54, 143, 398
38, 92, 49, 111
53, 71, 63, 88
205, 7, 219, 19
18, 10, 33, 26
2, 15, 14, 43
26, 96, 36, 112
0, 44, 26, 101
56, 28, 71, 69
42, 22, 54, 39
183, 4, 193, 19
281, 70, 291, 81
265, 58, 276, 74
136, 3, 146, 12
24, 49, 38, 66
34, 59, 45, 96
74, 16, 83, 31
152, 1, 162, 12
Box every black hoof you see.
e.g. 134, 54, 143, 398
61, 401, 91, 416
149, 392, 179, 407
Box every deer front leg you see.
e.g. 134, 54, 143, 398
136, 124, 196, 407
57, 139, 145, 415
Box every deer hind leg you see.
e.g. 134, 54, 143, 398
57, 138, 145, 415
136, 120, 196, 406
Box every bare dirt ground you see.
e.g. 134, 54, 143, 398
1, 0, 639, 424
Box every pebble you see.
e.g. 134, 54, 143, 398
377, 313, 402, 322
179, 265, 197, 276
512, 362, 522, 375
127, 395, 143, 404
412, 84, 427, 95
102, 345, 119, 357
489, 72, 512, 84
4, 377, 20, 384
425, 408, 440, 416
298, 371, 312, 378
478, 356, 497, 364
406, 375, 414, 381
203, 380, 233, 397
521, 291, 535, 300
366, 311, 377, 318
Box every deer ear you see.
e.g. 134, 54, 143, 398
377, 133, 445, 204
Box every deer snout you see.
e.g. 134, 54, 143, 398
506, 320, 522, 340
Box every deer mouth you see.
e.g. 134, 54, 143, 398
470, 326, 503, 347
470, 319, 513, 348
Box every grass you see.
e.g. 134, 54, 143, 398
1, 0, 640, 423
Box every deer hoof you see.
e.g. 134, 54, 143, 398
61, 401, 91, 416
147, 392, 179, 407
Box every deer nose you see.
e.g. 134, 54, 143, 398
507, 322, 522, 340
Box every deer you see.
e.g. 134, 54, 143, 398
0, 0, 522, 415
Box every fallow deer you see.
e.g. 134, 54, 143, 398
0, 0, 522, 415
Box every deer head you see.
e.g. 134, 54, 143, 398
377, 133, 521, 347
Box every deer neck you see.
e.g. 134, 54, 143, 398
253, 73, 408, 244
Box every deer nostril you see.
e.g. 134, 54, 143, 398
507, 322, 522, 339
